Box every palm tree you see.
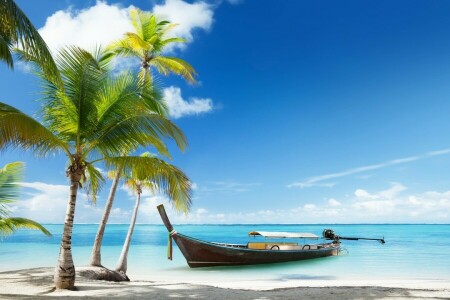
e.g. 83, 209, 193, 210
0, 0, 60, 83
0, 161, 51, 238
107, 8, 197, 85
110, 153, 191, 275
90, 9, 196, 268
0, 46, 187, 289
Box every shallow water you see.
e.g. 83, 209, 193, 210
1, 224, 449, 282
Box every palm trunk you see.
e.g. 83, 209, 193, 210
54, 174, 80, 290
90, 168, 122, 266
115, 191, 141, 274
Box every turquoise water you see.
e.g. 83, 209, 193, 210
1, 224, 449, 282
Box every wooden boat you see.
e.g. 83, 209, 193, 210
157, 205, 342, 268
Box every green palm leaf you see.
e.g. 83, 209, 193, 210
152, 56, 197, 83
106, 154, 192, 213
0, 162, 52, 238
0, 217, 52, 237
0, 0, 61, 84
0, 102, 69, 156
83, 162, 105, 204
0, 34, 13, 68
0, 162, 23, 217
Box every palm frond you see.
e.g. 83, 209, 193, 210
159, 23, 180, 36
0, 34, 13, 68
152, 56, 197, 83
0, 217, 52, 238
123, 32, 151, 52
141, 13, 158, 42
0, 162, 23, 217
0, 102, 68, 156
0, 0, 61, 84
44, 46, 106, 143
93, 112, 187, 156
83, 162, 105, 204
106, 155, 192, 213
159, 37, 186, 49
129, 8, 144, 39
105, 39, 142, 60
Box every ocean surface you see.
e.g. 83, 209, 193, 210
1, 224, 449, 283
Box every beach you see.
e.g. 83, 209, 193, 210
0, 267, 449, 299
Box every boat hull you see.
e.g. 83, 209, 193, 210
173, 233, 340, 268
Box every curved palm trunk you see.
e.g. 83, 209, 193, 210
54, 174, 80, 290
90, 168, 122, 266
115, 191, 141, 274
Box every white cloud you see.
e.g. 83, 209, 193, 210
38, 0, 214, 54
288, 148, 450, 189
163, 86, 213, 118
328, 198, 341, 207
38, 1, 134, 52
152, 0, 213, 50
12, 181, 130, 223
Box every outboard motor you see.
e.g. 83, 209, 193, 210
322, 229, 338, 240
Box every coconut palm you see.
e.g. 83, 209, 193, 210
0, 46, 187, 289
109, 153, 191, 275
0, 0, 60, 83
0, 161, 51, 238
107, 8, 197, 85
90, 9, 196, 268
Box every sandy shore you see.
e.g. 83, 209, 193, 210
0, 267, 449, 299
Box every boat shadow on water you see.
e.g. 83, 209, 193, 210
168, 253, 339, 280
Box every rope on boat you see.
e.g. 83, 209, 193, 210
167, 230, 177, 260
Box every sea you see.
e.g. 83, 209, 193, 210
1, 224, 449, 283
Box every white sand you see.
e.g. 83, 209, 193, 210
0, 267, 449, 299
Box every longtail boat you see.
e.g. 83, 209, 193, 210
157, 205, 385, 268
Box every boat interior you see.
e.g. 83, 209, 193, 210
210, 241, 335, 251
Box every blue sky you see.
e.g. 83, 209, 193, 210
2, 0, 450, 224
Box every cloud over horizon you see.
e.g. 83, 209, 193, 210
12, 181, 450, 224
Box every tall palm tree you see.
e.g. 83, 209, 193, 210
110, 153, 191, 275
107, 8, 197, 86
90, 9, 196, 268
0, 0, 60, 83
0, 161, 51, 238
0, 46, 186, 289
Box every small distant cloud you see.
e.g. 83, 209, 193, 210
163, 86, 213, 118
287, 182, 336, 189
328, 198, 341, 207
199, 181, 261, 193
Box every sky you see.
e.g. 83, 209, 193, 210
2, 0, 450, 224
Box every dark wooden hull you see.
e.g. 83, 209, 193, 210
172, 233, 340, 268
